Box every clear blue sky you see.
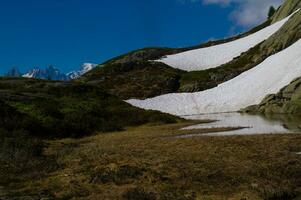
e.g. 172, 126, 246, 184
0, 0, 242, 74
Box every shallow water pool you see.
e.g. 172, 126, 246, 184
180, 112, 301, 137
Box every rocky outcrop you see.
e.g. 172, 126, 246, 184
244, 77, 301, 114
272, 0, 301, 23
242, 1, 301, 114
262, 10, 301, 58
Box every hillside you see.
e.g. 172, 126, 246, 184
81, 2, 300, 99
240, 0, 301, 114
120, 1, 301, 116
0, 78, 179, 138
128, 38, 301, 115
272, 0, 301, 22
80, 19, 275, 99
3, 1, 301, 199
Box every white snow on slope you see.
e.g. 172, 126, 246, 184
67, 63, 97, 79
127, 38, 301, 116
156, 10, 299, 71
23, 68, 41, 78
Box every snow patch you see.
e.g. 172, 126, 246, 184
156, 9, 299, 71
127, 38, 301, 116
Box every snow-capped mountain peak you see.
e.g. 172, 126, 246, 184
5, 63, 97, 81
22, 66, 69, 81
66, 63, 97, 79
82, 63, 96, 72
23, 68, 42, 78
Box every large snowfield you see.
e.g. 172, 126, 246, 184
127, 38, 301, 116
156, 11, 298, 71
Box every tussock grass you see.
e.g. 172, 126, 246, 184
5, 122, 301, 200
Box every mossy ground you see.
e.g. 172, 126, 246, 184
3, 122, 301, 200
0, 77, 182, 200
0, 78, 180, 138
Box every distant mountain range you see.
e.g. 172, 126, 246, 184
6, 63, 97, 81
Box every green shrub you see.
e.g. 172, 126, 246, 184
0, 79, 180, 139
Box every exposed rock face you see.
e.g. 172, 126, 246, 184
272, 0, 301, 23
244, 77, 301, 114
263, 10, 301, 57
242, 1, 301, 114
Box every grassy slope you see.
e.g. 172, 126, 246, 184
81, 61, 184, 99
5, 122, 301, 200
102, 19, 272, 65
80, 21, 276, 99
0, 77, 182, 198
0, 77, 180, 138
82, 10, 301, 100
81, 40, 263, 98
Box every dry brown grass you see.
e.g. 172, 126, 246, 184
6, 121, 301, 200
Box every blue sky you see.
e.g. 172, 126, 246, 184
0, 0, 282, 74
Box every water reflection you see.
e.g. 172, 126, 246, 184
180, 112, 301, 137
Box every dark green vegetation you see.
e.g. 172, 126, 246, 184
268, 6, 276, 18
0, 101, 57, 199
81, 42, 264, 98
2, 1, 301, 199
4, 123, 301, 200
0, 77, 182, 198
0, 12, 281, 199
0, 78, 179, 138
81, 61, 184, 99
